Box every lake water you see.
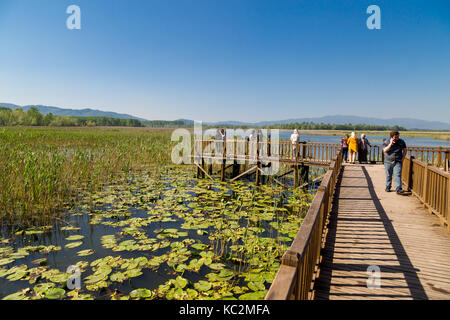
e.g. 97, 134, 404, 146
276, 132, 450, 148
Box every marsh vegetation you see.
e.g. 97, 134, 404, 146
0, 127, 315, 300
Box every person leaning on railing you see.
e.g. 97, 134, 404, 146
383, 130, 407, 194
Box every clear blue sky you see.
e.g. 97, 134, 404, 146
0, 0, 449, 122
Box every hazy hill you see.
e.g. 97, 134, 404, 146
206, 115, 450, 130
0, 103, 147, 121
2, 103, 448, 130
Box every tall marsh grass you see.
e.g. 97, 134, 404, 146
0, 127, 174, 224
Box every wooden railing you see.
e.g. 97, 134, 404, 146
367, 146, 449, 169
193, 139, 340, 164
402, 155, 449, 230
265, 149, 343, 300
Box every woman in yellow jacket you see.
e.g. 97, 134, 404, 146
347, 132, 359, 164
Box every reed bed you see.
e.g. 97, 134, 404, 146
0, 127, 174, 224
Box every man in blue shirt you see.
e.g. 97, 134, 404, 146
383, 131, 407, 194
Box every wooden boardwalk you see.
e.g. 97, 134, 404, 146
313, 164, 450, 300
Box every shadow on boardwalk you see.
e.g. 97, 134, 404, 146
313, 165, 428, 300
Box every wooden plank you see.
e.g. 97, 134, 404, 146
229, 165, 257, 182
195, 163, 214, 180
313, 165, 450, 300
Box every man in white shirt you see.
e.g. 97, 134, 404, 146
290, 129, 300, 159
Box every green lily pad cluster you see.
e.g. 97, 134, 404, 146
0, 165, 314, 300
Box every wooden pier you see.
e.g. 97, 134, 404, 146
261, 145, 449, 300
192, 139, 450, 299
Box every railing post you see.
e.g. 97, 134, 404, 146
422, 163, 429, 206
437, 147, 443, 168
447, 175, 450, 231
407, 156, 414, 191
445, 151, 449, 171
281, 250, 301, 300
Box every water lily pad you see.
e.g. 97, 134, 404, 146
191, 243, 207, 250
209, 263, 225, 270
65, 241, 83, 249
31, 258, 47, 266
110, 272, 126, 282
0, 258, 14, 266
130, 288, 153, 299
45, 288, 66, 299
49, 272, 70, 283
238, 290, 267, 300
60, 226, 80, 231
7, 270, 28, 281
86, 280, 108, 291
84, 273, 108, 284
186, 288, 198, 299
77, 249, 94, 256
65, 235, 85, 241
2, 290, 28, 300
25, 229, 44, 235
175, 276, 188, 289
125, 268, 143, 278
34, 283, 55, 294
194, 280, 212, 292
248, 281, 266, 292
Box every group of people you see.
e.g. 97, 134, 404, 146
294, 129, 407, 195
341, 132, 371, 164
216, 128, 407, 195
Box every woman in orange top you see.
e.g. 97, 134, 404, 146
347, 132, 359, 164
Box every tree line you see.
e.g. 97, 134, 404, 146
211, 122, 407, 131
0, 107, 409, 131
0, 107, 144, 127
265, 122, 407, 131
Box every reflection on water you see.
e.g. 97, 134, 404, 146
277, 132, 450, 147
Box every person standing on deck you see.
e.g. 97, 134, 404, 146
383, 131, 407, 194
290, 129, 300, 159
249, 129, 258, 163
215, 129, 226, 157
347, 132, 359, 164
358, 134, 371, 163
341, 134, 349, 163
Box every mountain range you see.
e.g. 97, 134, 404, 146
204, 115, 450, 131
1, 103, 449, 130
0, 103, 147, 121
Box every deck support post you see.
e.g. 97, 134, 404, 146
299, 165, 309, 186
220, 162, 225, 181
294, 165, 299, 188
201, 158, 205, 178
232, 160, 240, 179
255, 161, 261, 185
